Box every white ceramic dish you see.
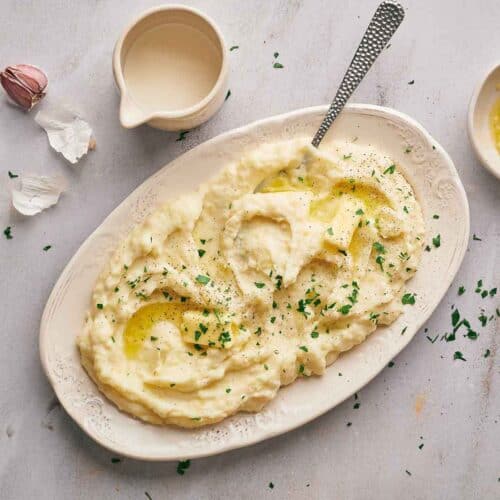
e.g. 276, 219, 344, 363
40, 104, 469, 461
467, 61, 500, 179
113, 4, 228, 131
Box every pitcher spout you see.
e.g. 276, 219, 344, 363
119, 94, 148, 129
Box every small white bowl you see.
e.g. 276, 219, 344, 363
467, 62, 500, 179
113, 5, 228, 131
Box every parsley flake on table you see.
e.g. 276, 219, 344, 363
145, 492, 153, 500
111, 457, 121, 464
483, 349, 491, 358
8, 170, 18, 178
472, 234, 482, 241
176, 459, 191, 475
176, 130, 189, 141
254, 282, 265, 288
96, 303, 104, 309
43, 245, 52, 251
383, 164, 396, 174
225, 89, 231, 101
453, 351, 466, 361
432, 234, 441, 248
197, 249, 206, 257
458, 286, 465, 296
3, 226, 13, 239
229, 45, 239, 51
268, 482, 274, 489
273, 62, 284, 69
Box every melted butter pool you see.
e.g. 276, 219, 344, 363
123, 301, 191, 358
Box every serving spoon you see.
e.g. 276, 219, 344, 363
255, 1, 405, 193
312, 0, 405, 147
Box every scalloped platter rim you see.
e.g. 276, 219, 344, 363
40, 104, 469, 461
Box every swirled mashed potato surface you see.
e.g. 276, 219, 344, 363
78, 140, 425, 427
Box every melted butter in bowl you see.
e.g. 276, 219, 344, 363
489, 96, 500, 153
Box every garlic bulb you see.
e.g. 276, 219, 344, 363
0, 64, 48, 110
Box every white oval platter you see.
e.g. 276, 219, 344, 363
40, 104, 469, 461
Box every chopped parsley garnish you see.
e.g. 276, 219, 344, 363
388, 361, 395, 367
472, 234, 482, 241
254, 282, 265, 288
451, 308, 460, 327
111, 457, 121, 464
145, 492, 153, 500
426, 334, 438, 343
338, 304, 352, 315
176, 130, 189, 141
383, 164, 396, 174
458, 286, 465, 296
404, 146, 412, 153
353, 402, 360, 409
299, 345, 308, 352
375, 255, 385, 271
373, 242, 386, 253
273, 62, 284, 69
298, 364, 305, 374
197, 249, 206, 257
432, 234, 441, 248
484, 349, 491, 358
195, 275, 210, 285
225, 89, 231, 101
43, 245, 52, 251
96, 303, 104, 309
269, 482, 274, 489
343, 154, 352, 160
274, 52, 279, 58
3, 226, 13, 239
275, 275, 283, 290
453, 351, 466, 361
229, 45, 239, 51
226, 388, 231, 393
311, 331, 319, 338
218, 331, 231, 347
355, 208, 364, 215
176, 459, 191, 475
432, 214, 439, 219
270, 316, 276, 324
401, 293, 416, 305
327, 227, 333, 235
150, 336, 158, 341
111, 336, 115, 343
8, 170, 18, 178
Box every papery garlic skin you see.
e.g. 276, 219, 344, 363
11, 175, 65, 216
0, 64, 48, 110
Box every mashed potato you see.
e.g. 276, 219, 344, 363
78, 140, 424, 427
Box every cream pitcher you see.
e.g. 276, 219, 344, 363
113, 5, 229, 131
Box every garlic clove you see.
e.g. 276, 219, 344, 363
0, 64, 48, 110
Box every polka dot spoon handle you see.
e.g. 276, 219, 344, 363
311, 1, 405, 148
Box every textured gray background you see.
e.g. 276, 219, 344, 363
0, 1, 499, 499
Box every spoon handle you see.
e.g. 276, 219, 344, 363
311, 1, 405, 148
